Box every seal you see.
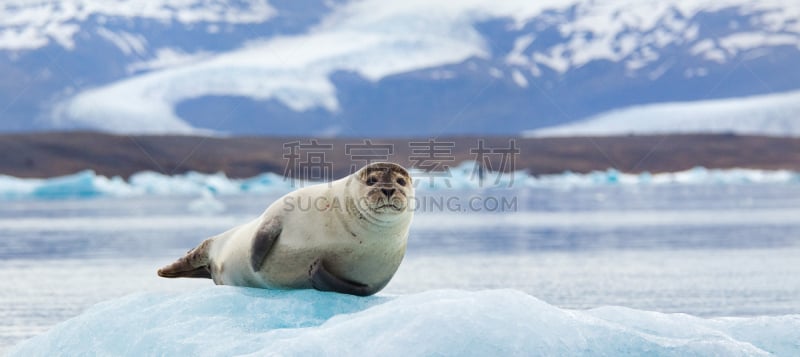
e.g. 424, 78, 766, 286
157, 162, 414, 296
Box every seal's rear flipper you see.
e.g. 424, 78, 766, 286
158, 266, 211, 279
157, 239, 213, 279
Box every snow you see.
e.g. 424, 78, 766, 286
126, 48, 212, 73
690, 39, 726, 63
41, 0, 800, 133
526, 89, 800, 137
0, 165, 798, 200
511, 69, 528, 88
504, 34, 535, 66
533, 49, 570, 74
9, 287, 800, 356
0, 27, 49, 50
0, 1, 276, 50
95, 28, 148, 56
719, 32, 800, 56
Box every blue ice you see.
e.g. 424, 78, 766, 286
10, 288, 799, 356
0, 164, 799, 199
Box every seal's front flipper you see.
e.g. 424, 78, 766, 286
309, 259, 375, 296
250, 217, 282, 271
157, 239, 213, 279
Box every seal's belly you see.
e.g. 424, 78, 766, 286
257, 246, 319, 289
255, 241, 402, 290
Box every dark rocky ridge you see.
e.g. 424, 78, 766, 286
1, 132, 798, 179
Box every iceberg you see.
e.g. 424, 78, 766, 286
187, 189, 227, 214
10, 288, 800, 356
0, 165, 798, 200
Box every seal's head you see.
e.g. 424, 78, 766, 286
354, 162, 413, 215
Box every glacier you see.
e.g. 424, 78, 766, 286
0, 164, 798, 200
525, 89, 800, 138
9, 287, 800, 356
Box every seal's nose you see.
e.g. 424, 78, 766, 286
381, 188, 395, 198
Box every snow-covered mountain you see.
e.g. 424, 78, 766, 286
1, 0, 799, 136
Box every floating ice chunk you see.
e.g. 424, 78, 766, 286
187, 190, 226, 214
0, 166, 799, 200
411, 161, 530, 190
184, 171, 242, 195
130, 170, 248, 195
28, 170, 135, 199
526, 167, 800, 188
0, 174, 38, 199
30, 170, 101, 198
10, 288, 799, 356
240, 172, 298, 193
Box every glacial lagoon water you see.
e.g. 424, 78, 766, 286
2, 179, 800, 354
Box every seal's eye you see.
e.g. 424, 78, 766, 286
366, 177, 377, 186
396, 177, 406, 186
